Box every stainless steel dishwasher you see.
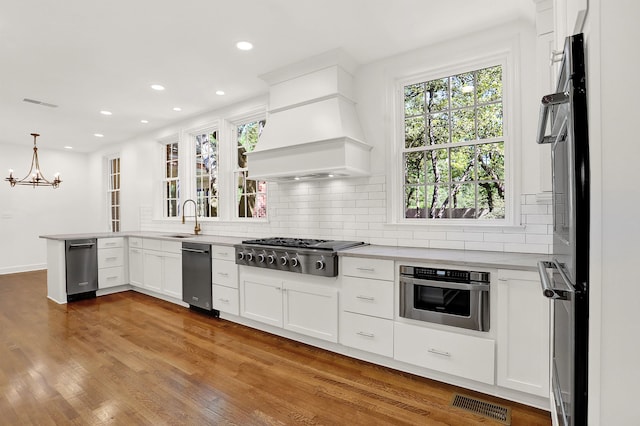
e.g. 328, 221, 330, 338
65, 238, 98, 301
181, 242, 215, 312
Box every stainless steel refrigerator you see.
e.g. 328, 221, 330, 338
536, 33, 589, 426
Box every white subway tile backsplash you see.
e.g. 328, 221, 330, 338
142, 173, 551, 254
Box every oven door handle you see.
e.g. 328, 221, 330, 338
538, 260, 574, 300
399, 277, 489, 292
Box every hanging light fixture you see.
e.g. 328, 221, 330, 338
6, 133, 62, 188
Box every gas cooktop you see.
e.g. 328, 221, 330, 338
241, 237, 364, 251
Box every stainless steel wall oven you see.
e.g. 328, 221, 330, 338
399, 266, 490, 331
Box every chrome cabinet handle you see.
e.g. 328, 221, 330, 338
538, 260, 573, 300
356, 295, 375, 301
218, 298, 230, 303
217, 272, 229, 277
356, 331, 375, 338
356, 267, 375, 272
428, 348, 451, 357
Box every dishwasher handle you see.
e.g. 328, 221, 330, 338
180, 248, 209, 254
68, 242, 95, 248
538, 260, 573, 300
536, 91, 569, 144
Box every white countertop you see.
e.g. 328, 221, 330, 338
40, 232, 548, 270
338, 244, 549, 271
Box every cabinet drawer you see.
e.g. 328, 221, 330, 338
98, 266, 125, 289
342, 257, 394, 281
161, 240, 182, 254
342, 276, 394, 319
143, 238, 163, 251
128, 237, 143, 248
394, 322, 495, 385
212, 260, 238, 288
212, 245, 235, 261
98, 237, 124, 249
98, 248, 124, 268
212, 285, 239, 315
340, 311, 393, 357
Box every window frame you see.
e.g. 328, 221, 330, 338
162, 140, 180, 218
191, 128, 220, 219
392, 53, 517, 226
106, 155, 121, 232
231, 113, 268, 221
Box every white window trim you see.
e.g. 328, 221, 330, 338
183, 122, 221, 221
388, 48, 521, 227
105, 154, 121, 232
226, 109, 269, 222
161, 139, 180, 219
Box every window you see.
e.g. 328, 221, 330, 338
235, 119, 267, 218
163, 142, 179, 218
402, 65, 505, 220
107, 157, 121, 232
194, 131, 218, 218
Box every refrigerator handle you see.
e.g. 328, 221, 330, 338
536, 91, 570, 144
538, 260, 573, 300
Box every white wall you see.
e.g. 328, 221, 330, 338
586, 1, 640, 424
0, 143, 101, 274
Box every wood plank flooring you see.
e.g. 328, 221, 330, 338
0, 271, 551, 425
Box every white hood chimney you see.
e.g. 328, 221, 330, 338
246, 49, 371, 181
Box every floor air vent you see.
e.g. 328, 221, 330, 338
450, 393, 511, 425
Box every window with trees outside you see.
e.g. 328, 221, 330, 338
403, 65, 505, 220
236, 119, 267, 218
107, 157, 121, 232
194, 131, 218, 218
163, 142, 179, 218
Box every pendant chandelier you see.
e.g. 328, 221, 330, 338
6, 133, 62, 188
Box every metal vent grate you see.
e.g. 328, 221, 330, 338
450, 393, 511, 425
23, 98, 58, 108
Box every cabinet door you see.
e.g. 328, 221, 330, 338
342, 276, 394, 319
240, 276, 283, 327
283, 280, 338, 343
496, 270, 550, 397
163, 252, 182, 300
128, 248, 144, 287
143, 251, 163, 293
213, 284, 239, 315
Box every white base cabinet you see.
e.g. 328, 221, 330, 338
240, 270, 339, 343
394, 322, 495, 385
211, 245, 239, 315
98, 237, 125, 289
140, 239, 182, 300
496, 269, 550, 397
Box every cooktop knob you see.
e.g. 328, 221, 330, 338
315, 260, 325, 270
246, 252, 253, 262
280, 256, 288, 266
237, 252, 245, 260
268, 254, 276, 264
257, 253, 265, 263
291, 257, 299, 267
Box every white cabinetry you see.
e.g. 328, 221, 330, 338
496, 269, 550, 397
240, 269, 339, 342
339, 257, 394, 357
138, 238, 183, 300
128, 237, 144, 287
211, 245, 239, 315
394, 322, 495, 385
98, 237, 125, 289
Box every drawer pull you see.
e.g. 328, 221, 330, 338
218, 298, 230, 303
428, 348, 451, 357
106, 257, 118, 261
216, 252, 229, 256
356, 331, 375, 338
107, 276, 118, 280
356, 267, 375, 272
217, 272, 229, 277
356, 295, 375, 301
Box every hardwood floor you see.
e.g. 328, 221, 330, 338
0, 271, 551, 425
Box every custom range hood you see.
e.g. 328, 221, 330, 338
246, 49, 371, 181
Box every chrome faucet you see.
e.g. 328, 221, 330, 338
181, 199, 201, 235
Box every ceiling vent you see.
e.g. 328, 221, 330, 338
23, 98, 58, 108
246, 49, 371, 182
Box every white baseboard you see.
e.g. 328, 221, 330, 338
0, 263, 47, 275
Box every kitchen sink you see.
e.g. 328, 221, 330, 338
163, 234, 194, 239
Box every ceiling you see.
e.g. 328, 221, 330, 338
1, 0, 534, 153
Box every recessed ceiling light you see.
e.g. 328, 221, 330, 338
140, 119, 149, 124
236, 41, 253, 51
294, 177, 301, 181
151, 84, 165, 91
64, 146, 73, 150
215, 90, 225, 96
173, 107, 182, 111
100, 110, 112, 116
94, 133, 104, 138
